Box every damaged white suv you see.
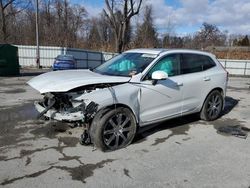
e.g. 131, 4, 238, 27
28, 49, 228, 151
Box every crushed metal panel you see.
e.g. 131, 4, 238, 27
34, 101, 84, 121
27, 69, 130, 93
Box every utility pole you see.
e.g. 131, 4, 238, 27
35, 0, 40, 68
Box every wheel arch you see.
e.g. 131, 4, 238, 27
201, 87, 225, 112
89, 103, 138, 151
96, 103, 139, 124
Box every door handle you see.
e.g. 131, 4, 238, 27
176, 82, 183, 86
203, 77, 211, 81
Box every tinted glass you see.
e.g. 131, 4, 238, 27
181, 54, 215, 74
94, 53, 156, 77
202, 56, 216, 70
57, 55, 75, 61
146, 54, 180, 79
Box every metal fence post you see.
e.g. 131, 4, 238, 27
86, 51, 89, 69
101, 52, 103, 64
35, 0, 40, 69
244, 61, 247, 76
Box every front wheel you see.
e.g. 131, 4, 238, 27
200, 90, 223, 121
90, 107, 137, 151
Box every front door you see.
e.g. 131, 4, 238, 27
139, 54, 183, 125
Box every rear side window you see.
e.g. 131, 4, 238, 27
181, 54, 216, 74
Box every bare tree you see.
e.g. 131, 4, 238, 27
99, 12, 114, 49
38, 0, 87, 47
0, 0, 14, 41
0, 0, 30, 42
86, 18, 102, 50
194, 22, 226, 49
134, 5, 158, 48
103, 0, 142, 53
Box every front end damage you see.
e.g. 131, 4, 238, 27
27, 69, 141, 147
33, 84, 115, 145
35, 87, 103, 123
35, 92, 98, 122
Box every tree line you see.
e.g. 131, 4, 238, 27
0, 0, 249, 53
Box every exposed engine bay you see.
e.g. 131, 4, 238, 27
35, 84, 119, 123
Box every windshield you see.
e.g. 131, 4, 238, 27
94, 52, 157, 77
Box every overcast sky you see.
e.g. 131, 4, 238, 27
77, 0, 250, 35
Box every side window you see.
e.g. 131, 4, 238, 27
181, 54, 216, 74
146, 54, 180, 79
202, 56, 216, 70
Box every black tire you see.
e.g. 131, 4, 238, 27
90, 107, 137, 151
200, 90, 223, 121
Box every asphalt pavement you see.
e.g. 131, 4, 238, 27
0, 72, 250, 188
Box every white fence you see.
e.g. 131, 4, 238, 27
15, 45, 117, 69
218, 59, 250, 76
15, 45, 250, 76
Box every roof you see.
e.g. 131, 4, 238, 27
124, 48, 215, 57
124, 48, 168, 55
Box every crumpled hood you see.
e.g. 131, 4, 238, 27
27, 69, 130, 93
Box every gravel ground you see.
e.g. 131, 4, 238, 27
0, 71, 250, 188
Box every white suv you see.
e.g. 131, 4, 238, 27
28, 49, 228, 151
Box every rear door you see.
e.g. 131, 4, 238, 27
180, 53, 216, 113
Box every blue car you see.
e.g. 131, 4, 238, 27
53, 54, 77, 71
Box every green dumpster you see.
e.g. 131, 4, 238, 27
0, 44, 19, 76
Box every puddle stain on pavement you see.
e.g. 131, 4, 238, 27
133, 115, 201, 146
4, 88, 26, 94
151, 124, 190, 146
0, 102, 103, 185
30, 122, 69, 139
56, 159, 115, 183
0, 156, 7, 161
3, 136, 80, 162
0, 159, 115, 186
0, 81, 28, 87
1, 134, 114, 185
210, 118, 249, 138
217, 125, 250, 139
211, 118, 246, 130
0, 166, 54, 186
0, 102, 39, 147
25, 157, 31, 166
123, 168, 132, 178
0, 102, 75, 149
134, 96, 239, 146
182, 137, 191, 141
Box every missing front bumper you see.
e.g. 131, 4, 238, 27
34, 101, 85, 122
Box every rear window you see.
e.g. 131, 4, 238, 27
181, 54, 216, 74
56, 55, 75, 61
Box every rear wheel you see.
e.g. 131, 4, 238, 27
200, 90, 223, 121
90, 107, 137, 151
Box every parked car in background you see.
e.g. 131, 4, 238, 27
28, 49, 228, 151
53, 54, 77, 71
